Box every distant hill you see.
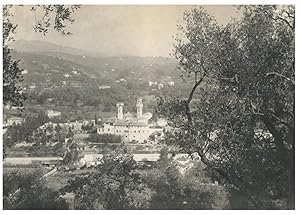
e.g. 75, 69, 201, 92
8, 40, 193, 120
10, 40, 106, 58
11, 40, 183, 84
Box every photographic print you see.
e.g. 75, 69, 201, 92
2, 4, 295, 210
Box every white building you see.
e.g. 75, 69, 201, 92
97, 98, 162, 143
29, 85, 36, 90
79, 154, 103, 168
148, 81, 158, 87
98, 85, 111, 89
6, 117, 24, 126
156, 118, 168, 127
21, 69, 28, 75
47, 110, 62, 118
168, 81, 175, 87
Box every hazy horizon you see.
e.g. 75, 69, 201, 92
10, 5, 240, 57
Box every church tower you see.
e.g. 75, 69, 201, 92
136, 98, 143, 118
116, 102, 124, 120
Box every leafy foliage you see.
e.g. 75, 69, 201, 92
142, 147, 228, 209
30, 5, 80, 36
3, 5, 80, 106
85, 133, 122, 143
3, 169, 69, 209
156, 5, 294, 209
62, 147, 151, 209
4, 113, 50, 145
62, 142, 80, 166
3, 6, 27, 107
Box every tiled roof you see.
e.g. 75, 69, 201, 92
124, 112, 133, 117
114, 119, 148, 127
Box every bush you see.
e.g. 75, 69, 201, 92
85, 133, 121, 143
3, 169, 69, 209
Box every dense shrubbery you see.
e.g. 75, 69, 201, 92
4, 147, 229, 210
4, 118, 72, 157
81, 124, 96, 133
4, 113, 50, 144
61, 146, 228, 209
29, 143, 65, 157
3, 169, 69, 209
85, 133, 122, 143
62, 148, 152, 209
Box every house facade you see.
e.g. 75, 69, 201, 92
6, 117, 24, 126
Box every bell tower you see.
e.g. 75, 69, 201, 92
116, 102, 124, 120
136, 98, 143, 118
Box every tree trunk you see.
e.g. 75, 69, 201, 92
287, 122, 295, 209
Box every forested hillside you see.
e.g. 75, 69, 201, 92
8, 40, 195, 120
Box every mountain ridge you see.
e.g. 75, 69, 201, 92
10, 39, 174, 59
9, 39, 107, 58
7, 40, 193, 121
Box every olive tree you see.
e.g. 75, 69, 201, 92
62, 147, 152, 209
156, 5, 294, 209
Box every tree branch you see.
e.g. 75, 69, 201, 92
263, 10, 294, 30
259, 113, 287, 152
266, 72, 294, 85
185, 73, 206, 124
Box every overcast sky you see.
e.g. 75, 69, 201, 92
10, 5, 240, 57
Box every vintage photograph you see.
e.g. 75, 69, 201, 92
2, 4, 295, 210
